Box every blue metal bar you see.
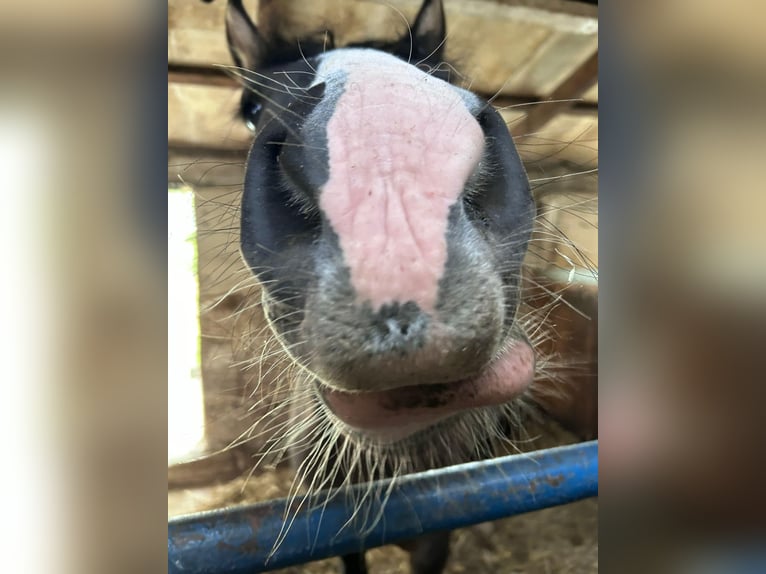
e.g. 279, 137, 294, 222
168, 440, 598, 573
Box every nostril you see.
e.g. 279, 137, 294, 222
371, 301, 426, 350
386, 318, 411, 337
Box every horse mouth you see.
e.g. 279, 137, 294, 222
316, 338, 535, 442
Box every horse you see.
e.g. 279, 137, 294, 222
220, 1, 550, 571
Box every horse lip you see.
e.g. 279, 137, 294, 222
314, 338, 535, 441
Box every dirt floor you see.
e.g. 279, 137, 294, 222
169, 428, 597, 573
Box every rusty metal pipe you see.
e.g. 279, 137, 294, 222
168, 440, 598, 573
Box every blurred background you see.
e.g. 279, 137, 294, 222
599, 1, 766, 571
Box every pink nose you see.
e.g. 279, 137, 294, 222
318, 51, 484, 314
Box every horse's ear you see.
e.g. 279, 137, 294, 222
226, 0, 266, 71
411, 0, 446, 65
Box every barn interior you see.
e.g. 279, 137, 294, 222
168, 1, 598, 572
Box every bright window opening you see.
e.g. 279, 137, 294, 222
168, 187, 206, 465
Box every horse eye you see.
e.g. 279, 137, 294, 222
244, 101, 263, 131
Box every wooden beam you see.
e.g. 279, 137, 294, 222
168, 64, 238, 88
491, 0, 597, 19
168, 447, 252, 490
511, 49, 598, 136
168, 82, 252, 151
169, 147, 247, 188
506, 108, 598, 168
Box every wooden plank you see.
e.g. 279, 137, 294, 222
506, 108, 598, 168
538, 193, 598, 279
168, 65, 238, 88
194, 186, 247, 299
493, 0, 597, 18
512, 50, 598, 135
169, 147, 246, 188
168, 0, 259, 72
168, 82, 251, 150
490, 24, 596, 97
524, 172, 598, 280
168, 447, 252, 489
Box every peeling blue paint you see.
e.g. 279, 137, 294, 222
168, 441, 598, 573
